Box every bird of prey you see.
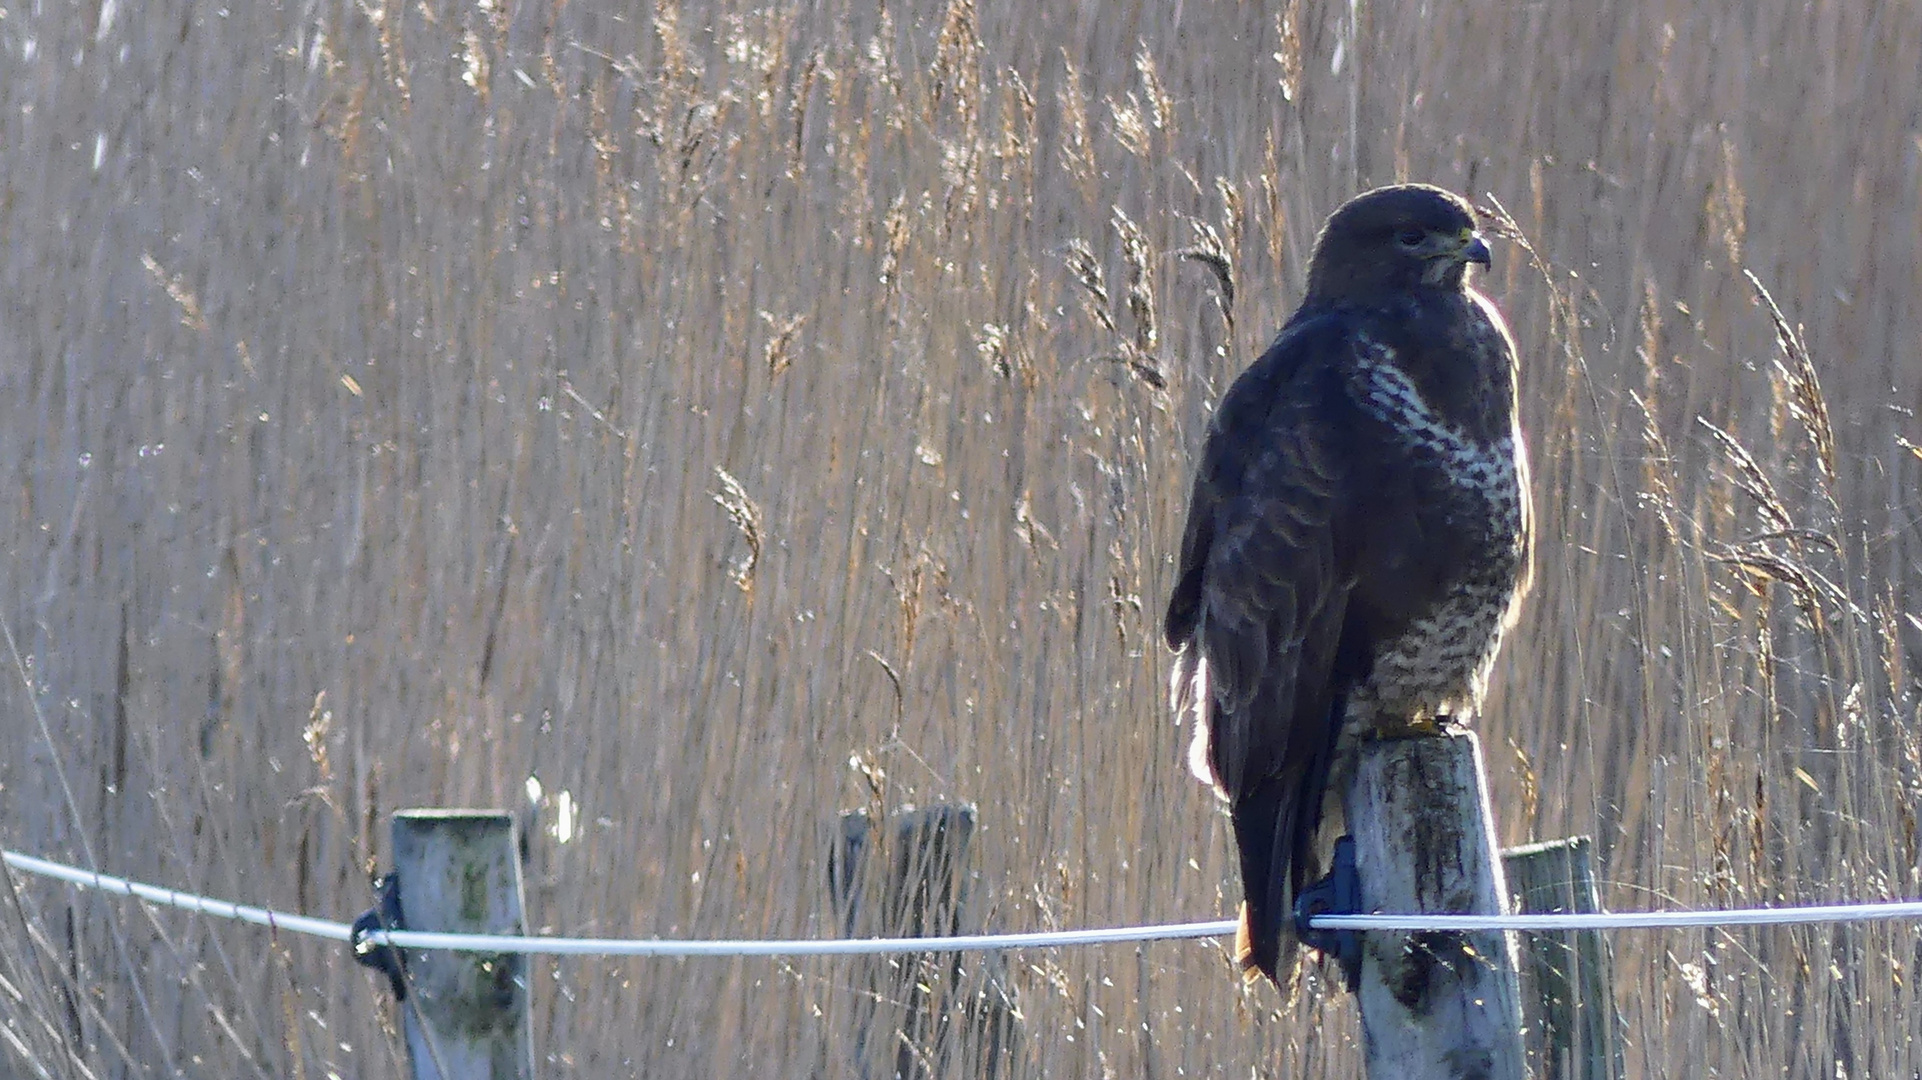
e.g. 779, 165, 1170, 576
1164, 184, 1532, 984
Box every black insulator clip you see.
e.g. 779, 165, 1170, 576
1294, 835, 1363, 993
350, 871, 408, 1001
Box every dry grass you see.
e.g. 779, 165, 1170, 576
1, 0, 1919, 1076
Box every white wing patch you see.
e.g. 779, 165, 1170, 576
1169, 648, 1226, 795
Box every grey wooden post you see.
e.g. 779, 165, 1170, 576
829, 804, 1018, 1080
1504, 836, 1624, 1080
1345, 732, 1526, 1080
391, 810, 535, 1080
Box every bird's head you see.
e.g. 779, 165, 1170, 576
1304, 184, 1491, 301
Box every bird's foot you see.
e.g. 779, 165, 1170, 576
1370, 715, 1449, 740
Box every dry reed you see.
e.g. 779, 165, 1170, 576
0, 1, 1918, 1076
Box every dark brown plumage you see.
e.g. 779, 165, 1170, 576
1164, 184, 1533, 984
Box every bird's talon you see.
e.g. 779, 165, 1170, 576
1370, 716, 1445, 740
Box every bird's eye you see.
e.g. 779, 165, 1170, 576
1396, 228, 1426, 248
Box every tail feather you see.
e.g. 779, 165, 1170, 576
1230, 754, 1334, 984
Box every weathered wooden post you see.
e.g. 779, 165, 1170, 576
1504, 836, 1623, 1080
390, 810, 535, 1080
829, 803, 1019, 1080
1344, 732, 1526, 1080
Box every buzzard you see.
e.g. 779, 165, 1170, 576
1164, 184, 1532, 984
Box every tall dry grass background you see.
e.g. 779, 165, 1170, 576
0, 0, 1919, 1076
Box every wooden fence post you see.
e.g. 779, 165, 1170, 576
829, 803, 1019, 1080
390, 810, 535, 1080
1345, 732, 1526, 1080
1504, 837, 1624, 1080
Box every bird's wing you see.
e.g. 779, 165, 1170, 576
1165, 317, 1355, 796
1165, 316, 1364, 980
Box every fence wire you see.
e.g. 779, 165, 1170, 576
10, 847, 1922, 957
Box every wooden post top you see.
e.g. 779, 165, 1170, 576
1343, 731, 1527, 1080
390, 809, 535, 1080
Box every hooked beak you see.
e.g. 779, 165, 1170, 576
1462, 234, 1492, 269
